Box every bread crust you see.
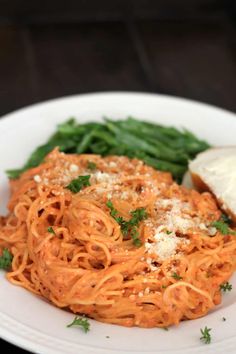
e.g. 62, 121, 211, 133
190, 173, 210, 193
190, 172, 236, 223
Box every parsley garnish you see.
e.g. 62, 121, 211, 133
130, 227, 142, 247
67, 316, 90, 333
166, 230, 172, 235
129, 208, 148, 226
87, 161, 96, 171
106, 200, 121, 220
211, 221, 231, 235
163, 327, 169, 331
66, 175, 91, 193
200, 326, 212, 344
211, 216, 236, 236
220, 282, 232, 292
106, 201, 148, 246
172, 272, 182, 280
0, 248, 13, 270
47, 226, 56, 235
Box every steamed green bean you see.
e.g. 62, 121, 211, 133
6, 117, 210, 181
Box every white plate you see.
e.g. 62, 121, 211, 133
0, 92, 236, 354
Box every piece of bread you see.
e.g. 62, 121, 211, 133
189, 147, 236, 223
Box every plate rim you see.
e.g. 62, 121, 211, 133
1, 91, 236, 123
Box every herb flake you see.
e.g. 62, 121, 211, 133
106, 201, 147, 247
211, 220, 236, 236
220, 282, 232, 292
130, 227, 142, 247
200, 326, 212, 344
172, 272, 182, 280
47, 226, 56, 235
87, 161, 97, 171
66, 175, 91, 193
0, 248, 13, 270
67, 316, 90, 333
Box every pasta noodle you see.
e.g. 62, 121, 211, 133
1, 148, 236, 328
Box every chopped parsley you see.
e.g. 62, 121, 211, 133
106, 200, 121, 220
87, 161, 97, 171
67, 316, 90, 333
200, 326, 212, 344
166, 230, 172, 235
220, 282, 232, 292
129, 208, 148, 226
130, 227, 142, 247
163, 327, 169, 331
47, 226, 56, 235
106, 201, 148, 246
66, 175, 91, 193
211, 217, 236, 236
211, 221, 230, 235
172, 272, 182, 280
0, 248, 13, 270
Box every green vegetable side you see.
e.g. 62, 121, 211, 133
6, 117, 210, 182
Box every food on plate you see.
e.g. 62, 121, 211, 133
189, 147, 236, 222
1, 148, 236, 328
6, 117, 210, 182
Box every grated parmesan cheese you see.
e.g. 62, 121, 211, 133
145, 226, 189, 262
208, 226, 217, 236
121, 191, 128, 200
94, 171, 113, 183
69, 164, 79, 173
108, 161, 117, 168
155, 198, 195, 233
199, 223, 207, 230
34, 175, 42, 183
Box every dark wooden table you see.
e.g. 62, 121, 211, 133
0, 1, 236, 117
0, 1, 236, 352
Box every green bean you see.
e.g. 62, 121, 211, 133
6, 117, 210, 181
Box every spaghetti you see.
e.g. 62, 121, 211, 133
0, 148, 236, 328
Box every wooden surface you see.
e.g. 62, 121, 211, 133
0, 18, 236, 116
0, 2, 236, 353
